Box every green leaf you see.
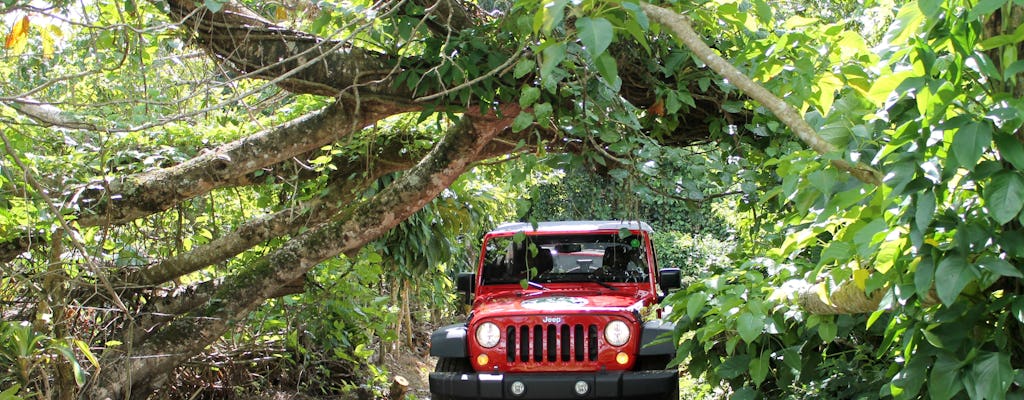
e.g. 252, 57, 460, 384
594, 52, 621, 90
737, 312, 764, 343
917, 0, 943, 18
914, 256, 935, 300
0, 384, 21, 399
951, 121, 992, 171
934, 255, 976, 306
717, 354, 752, 378
513, 59, 535, 79
967, 352, 1013, 399
1013, 297, 1024, 323
977, 256, 1023, 278
511, 112, 534, 132
576, 17, 614, 58
994, 132, 1024, 170
916, 190, 936, 232
818, 318, 837, 342
687, 295, 706, 319
204, 0, 225, 12
533, 102, 553, 121
749, 350, 770, 385
969, 0, 1008, 19
929, 354, 963, 400
985, 171, 1024, 225
520, 86, 540, 107
540, 42, 567, 82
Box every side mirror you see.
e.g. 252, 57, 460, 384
456, 272, 476, 304
659, 268, 682, 293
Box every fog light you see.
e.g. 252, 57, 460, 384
574, 380, 589, 395
616, 352, 630, 365
511, 381, 526, 396
476, 354, 489, 366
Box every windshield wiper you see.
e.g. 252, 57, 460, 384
525, 280, 549, 290
584, 275, 618, 291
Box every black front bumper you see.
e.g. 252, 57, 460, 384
428, 370, 678, 399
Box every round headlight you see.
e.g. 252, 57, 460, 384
476, 322, 501, 348
605, 320, 630, 346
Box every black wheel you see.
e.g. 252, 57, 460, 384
433, 357, 473, 400
435, 357, 473, 372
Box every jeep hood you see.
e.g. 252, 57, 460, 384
471, 290, 650, 320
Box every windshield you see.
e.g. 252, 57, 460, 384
480, 233, 649, 285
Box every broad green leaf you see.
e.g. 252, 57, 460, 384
934, 255, 976, 306
717, 354, 752, 379
977, 256, 1023, 278
513, 59, 536, 79
733, 387, 757, 400
749, 351, 770, 385
576, 17, 613, 58
884, 1, 925, 47
950, 121, 992, 171
737, 312, 763, 343
984, 171, 1024, 224
967, 352, 1013, 399
687, 295, 706, 319
993, 132, 1024, 170
519, 86, 540, 107
867, 70, 917, 108
511, 112, 534, 132
929, 355, 963, 400
539, 42, 566, 80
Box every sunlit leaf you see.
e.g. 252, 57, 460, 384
4, 15, 29, 53
576, 17, 613, 58
737, 312, 763, 343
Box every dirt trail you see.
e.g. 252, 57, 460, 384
383, 349, 435, 399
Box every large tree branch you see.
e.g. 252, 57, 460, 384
87, 109, 510, 399
73, 99, 407, 227
640, 3, 882, 185
120, 124, 534, 288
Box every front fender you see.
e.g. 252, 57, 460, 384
429, 323, 468, 358
638, 320, 676, 356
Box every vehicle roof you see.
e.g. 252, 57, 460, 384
488, 220, 654, 234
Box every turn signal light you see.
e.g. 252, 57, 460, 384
477, 354, 490, 366
616, 352, 630, 365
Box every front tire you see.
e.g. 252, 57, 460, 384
636, 355, 679, 400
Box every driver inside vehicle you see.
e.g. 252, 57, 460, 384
594, 245, 639, 280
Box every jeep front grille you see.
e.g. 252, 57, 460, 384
505, 324, 599, 363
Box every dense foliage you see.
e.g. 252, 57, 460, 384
0, 0, 1022, 397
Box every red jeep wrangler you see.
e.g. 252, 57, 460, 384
429, 221, 681, 399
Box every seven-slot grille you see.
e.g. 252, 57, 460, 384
505, 323, 599, 363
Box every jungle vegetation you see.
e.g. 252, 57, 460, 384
1, 0, 1022, 398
